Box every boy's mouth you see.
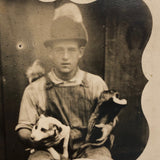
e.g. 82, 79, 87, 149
61, 63, 71, 68
61, 63, 71, 65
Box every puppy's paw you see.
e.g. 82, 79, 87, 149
95, 123, 112, 142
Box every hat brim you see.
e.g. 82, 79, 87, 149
44, 38, 87, 48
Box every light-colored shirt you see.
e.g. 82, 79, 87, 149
15, 69, 108, 131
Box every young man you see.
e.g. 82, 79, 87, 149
15, 3, 115, 160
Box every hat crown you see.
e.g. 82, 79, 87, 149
44, 3, 88, 47
50, 16, 87, 41
53, 3, 83, 23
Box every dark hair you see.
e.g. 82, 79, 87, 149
77, 39, 87, 47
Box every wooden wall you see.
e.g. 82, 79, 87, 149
0, 0, 152, 160
104, 1, 152, 160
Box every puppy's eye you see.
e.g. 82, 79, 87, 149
115, 93, 119, 98
41, 128, 47, 132
35, 125, 38, 129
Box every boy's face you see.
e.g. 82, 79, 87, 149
48, 39, 85, 76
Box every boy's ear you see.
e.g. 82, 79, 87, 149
79, 46, 85, 58
46, 46, 53, 58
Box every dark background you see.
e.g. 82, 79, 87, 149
0, 0, 152, 160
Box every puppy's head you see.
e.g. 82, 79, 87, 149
96, 90, 127, 123
99, 90, 126, 104
31, 115, 62, 141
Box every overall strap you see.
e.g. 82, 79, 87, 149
44, 74, 70, 126
81, 72, 89, 88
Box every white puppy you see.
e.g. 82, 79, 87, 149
31, 115, 70, 160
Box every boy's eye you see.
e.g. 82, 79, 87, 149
41, 128, 47, 132
68, 48, 77, 52
54, 48, 64, 53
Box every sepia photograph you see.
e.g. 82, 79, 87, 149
0, 0, 159, 160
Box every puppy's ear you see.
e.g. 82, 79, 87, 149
37, 107, 45, 116
49, 124, 62, 133
53, 125, 62, 133
113, 96, 127, 105
57, 126, 62, 133
40, 114, 45, 118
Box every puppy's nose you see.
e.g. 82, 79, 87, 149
30, 135, 35, 141
31, 137, 34, 140
31, 137, 34, 141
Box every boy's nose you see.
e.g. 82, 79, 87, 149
62, 50, 69, 60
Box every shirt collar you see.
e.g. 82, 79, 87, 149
48, 68, 85, 86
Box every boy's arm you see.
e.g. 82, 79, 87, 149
18, 129, 34, 148
16, 87, 40, 148
16, 86, 63, 149
15, 87, 39, 132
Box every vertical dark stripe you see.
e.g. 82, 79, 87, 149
0, 20, 6, 160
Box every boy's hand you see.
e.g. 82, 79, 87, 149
31, 134, 62, 148
41, 134, 62, 148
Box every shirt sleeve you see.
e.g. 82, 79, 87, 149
15, 87, 39, 131
91, 75, 109, 100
